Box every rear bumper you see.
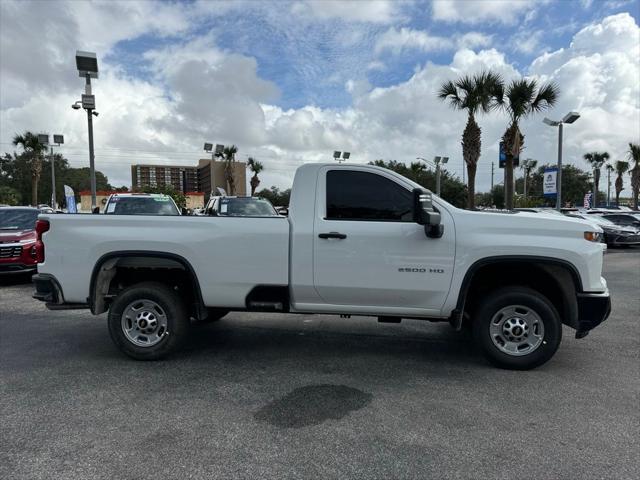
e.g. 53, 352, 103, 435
32, 274, 89, 310
32, 273, 63, 303
575, 290, 611, 338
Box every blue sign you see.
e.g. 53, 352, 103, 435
499, 142, 519, 168
543, 167, 558, 197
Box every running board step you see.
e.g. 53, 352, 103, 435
248, 301, 284, 311
378, 316, 402, 323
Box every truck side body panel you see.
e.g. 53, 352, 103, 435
37, 215, 289, 307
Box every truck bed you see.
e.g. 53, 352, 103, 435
37, 214, 290, 307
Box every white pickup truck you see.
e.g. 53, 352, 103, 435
32, 163, 611, 369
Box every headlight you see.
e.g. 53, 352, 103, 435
584, 231, 603, 242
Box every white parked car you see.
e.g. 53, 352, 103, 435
33, 163, 610, 369
103, 193, 180, 216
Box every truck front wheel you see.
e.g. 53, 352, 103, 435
472, 287, 562, 370
108, 282, 190, 360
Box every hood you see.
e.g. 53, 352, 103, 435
459, 209, 603, 235
0, 229, 37, 243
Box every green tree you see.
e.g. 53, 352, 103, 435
369, 160, 468, 208
0, 151, 113, 207
438, 71, 503, 209
525, 164, 592, 207
256, 186, 291, 206
583, 151, 609, 207
247, 157, 264, 196
628, 142, 640, 210
614, 160, 630, 206
0, 186, 20, 205
223, 145, 238, 195
497, 79, 559, 209
140, 184, 186, 209
12, 131, 48, 206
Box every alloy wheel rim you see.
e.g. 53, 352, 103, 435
121, 299, 168, 347
489, 305, 545, 356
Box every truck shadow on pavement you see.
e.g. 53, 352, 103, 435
180, 318, 481, 372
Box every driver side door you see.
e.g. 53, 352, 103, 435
312, 167, 455, 314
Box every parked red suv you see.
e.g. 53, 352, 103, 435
0, 207, 40, 274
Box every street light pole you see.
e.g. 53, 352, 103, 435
417, 156, 448, 196
74, 51, 99, 211
557, 122, 563, 210
543, 112, 579, 211
50, 146, 56, 208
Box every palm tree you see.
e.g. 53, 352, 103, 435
614, 160, 629, 206
408, 161, 428, 182
583, 152, 610, 208
438, 71, 503, 209
12, 131, 47, 206
222, 145, 238, 195
247, 157, 264, 196
497, 79, 559, 209
628, 142, 640, 210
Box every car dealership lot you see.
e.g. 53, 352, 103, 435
1, 249, 639, 480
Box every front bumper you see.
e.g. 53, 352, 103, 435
0, 263, 36, 274
605, 232, 640, 245
575, 290, 611, 338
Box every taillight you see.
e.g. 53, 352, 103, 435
34, 219, 49, 263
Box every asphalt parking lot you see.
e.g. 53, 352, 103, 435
1, 249, 639, 480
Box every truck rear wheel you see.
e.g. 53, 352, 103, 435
472, 286, 562, 370
108, 282, 189, 360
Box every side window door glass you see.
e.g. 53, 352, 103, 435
326, 170, 412, 221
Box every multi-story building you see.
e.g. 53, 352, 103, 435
197, 159, 247, 199
131, 164, 199, 193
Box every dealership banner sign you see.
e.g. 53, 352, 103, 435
543, 167, 558, 196
64, 185, 77, 213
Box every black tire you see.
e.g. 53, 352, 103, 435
108, 282, 190, 360
472, 286, 562, 370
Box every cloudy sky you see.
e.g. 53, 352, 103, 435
1, 0, 639, 193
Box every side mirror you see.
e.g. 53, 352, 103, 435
92, 206, 100, 214
412, 188, 444, 238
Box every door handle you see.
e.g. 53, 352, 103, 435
318, 232, 347, 239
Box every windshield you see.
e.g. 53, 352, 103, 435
0, 209, 39, 230
217, 197, 278, 217
106, 197, 179, 215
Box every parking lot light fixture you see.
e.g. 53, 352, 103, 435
543, 112, 580, 211
42, 135, 64, 209
416, 155, 448, 196
73, 50, 99, 211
